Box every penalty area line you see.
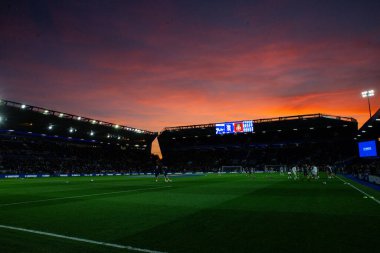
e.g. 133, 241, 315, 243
0, 224, 167, 253
0, 185, 172, 207
336, 176, 380, 205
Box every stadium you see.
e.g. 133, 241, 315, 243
1, 1, 380, 253
0, 98, 379, 253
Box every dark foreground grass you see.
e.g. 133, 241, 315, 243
0, 173, 379, 253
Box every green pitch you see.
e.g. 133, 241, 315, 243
0, 173, 379, 253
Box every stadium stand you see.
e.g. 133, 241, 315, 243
345, 109, 380, 184
158, 114, 358, 172
0, 100, 158, 175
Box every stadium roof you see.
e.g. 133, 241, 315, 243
162, 113, 357, 131
357, 108, 380, 141
0, 99, 156, 135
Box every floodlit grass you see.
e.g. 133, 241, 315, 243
0, 173, 379, 253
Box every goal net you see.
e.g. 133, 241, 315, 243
221, 166, 243, 173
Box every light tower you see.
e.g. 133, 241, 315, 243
361, 90, 375, 117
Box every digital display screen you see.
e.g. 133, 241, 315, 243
358, 140, 378, 157
216, 121, 254, 135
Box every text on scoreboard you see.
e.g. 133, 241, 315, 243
215, 121, 254, 135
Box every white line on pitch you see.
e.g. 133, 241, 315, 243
0, 224, 167, 253
0, 186, 172, 207
336, 176, 380, 205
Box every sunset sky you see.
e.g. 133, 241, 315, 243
1, 0, 380, 133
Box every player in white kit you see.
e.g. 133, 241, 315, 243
311, 165, 319, 179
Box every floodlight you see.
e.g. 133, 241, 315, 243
91, 120, 97, 124
361, 90, 375, 97
59, 113, 64, 118
43, 110, 49, 114
77, 116, 81, 120
48, 125, 53, 130
361, 90, 375, 117
90, 131, 94, 136
69, 127, 74, 133
114, 124, 120, 129
21, 104, 26, 109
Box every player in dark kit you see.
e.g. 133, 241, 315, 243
154, 165, 161, 182
162, 166, 172, 182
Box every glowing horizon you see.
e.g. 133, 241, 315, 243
1, 0, 379, 138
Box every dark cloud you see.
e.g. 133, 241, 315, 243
1, 0, 379, 130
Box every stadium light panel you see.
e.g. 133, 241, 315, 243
114, 125, 120, 129
91, 120, 97, 124
43, 110, 49, 114
59, 113, 64, 118
21, 104, 26, 109
77, 116, 81, 120
362, 90, 375, 98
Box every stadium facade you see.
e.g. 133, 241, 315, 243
0, 99, 158, 175
2, 98, 380, 177
158, 114, 358, 171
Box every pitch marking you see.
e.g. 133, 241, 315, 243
0, 224, 167, 253
0, 186, 172, 207
336, 176, 380, 205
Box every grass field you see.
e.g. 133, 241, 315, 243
0, 173, 379, 253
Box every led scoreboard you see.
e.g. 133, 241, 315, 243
215, 120, 254, 135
